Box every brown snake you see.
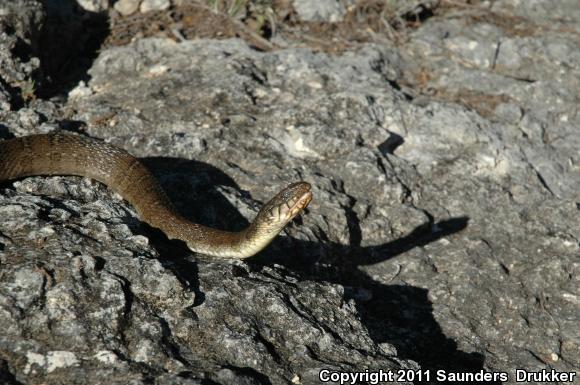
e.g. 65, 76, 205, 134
0, 132, 312, 258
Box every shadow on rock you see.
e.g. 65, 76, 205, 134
259, 217, 499, 383
0, 358, 24, 385
0, 125, 15, 140
36, 0, 109, 98
137, 157, 251, 308
141, 157, 250, 231
131, 158, 498, 383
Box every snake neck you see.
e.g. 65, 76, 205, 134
183, 217, 282, 258
184, 227, 271, 259
185, 225, 249, 258
148, 212, 265, 259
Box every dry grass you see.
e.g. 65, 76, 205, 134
107, 0, 442, 51
106, 0, 567, 52
107, 1, 275, 50
435, 89, 513, 118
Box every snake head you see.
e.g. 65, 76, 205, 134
237, 181, 311, 257
220, 181, 312, 258
258, 182, 312, 230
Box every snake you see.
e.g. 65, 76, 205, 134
0, 131, 312, 258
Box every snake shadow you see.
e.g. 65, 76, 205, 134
262, 217, 499, 384
138, 156, 498, 384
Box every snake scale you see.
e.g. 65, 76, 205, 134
0, 132, 312, 258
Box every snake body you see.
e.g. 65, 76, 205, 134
0, 132, 312, 258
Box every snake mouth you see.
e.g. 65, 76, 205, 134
256, 182, 312, 226
284, 190, 312, 221
264, 182, 312, 225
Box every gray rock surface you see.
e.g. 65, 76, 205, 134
0, 0, 579, 384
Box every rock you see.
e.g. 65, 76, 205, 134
1, 0, 579, 383
76, 0, 110, 12
114, 0, 140, 16
0, 0, 44, 42
293, 0, 346, 22
406, 6, 580, 200
139, 0, 170, 13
